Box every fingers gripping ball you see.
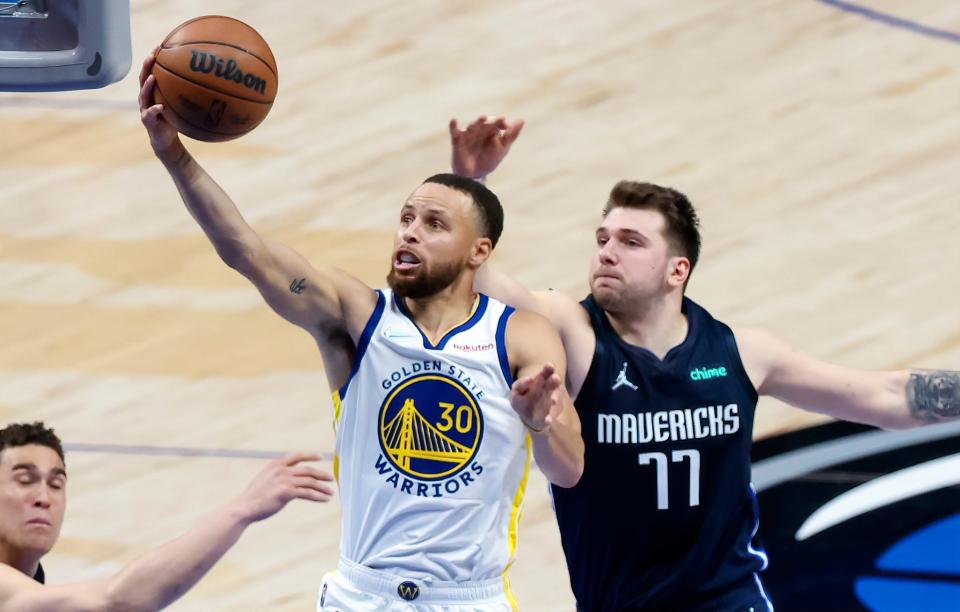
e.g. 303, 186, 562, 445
151, 15, 278, 142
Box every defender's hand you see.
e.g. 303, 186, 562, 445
138, 47, 184, 164
231, 453, 335, 524
510, 363, 562, 432
449, 115, 525, 179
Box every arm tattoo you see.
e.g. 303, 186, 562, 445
289, 278, 307, 295
907, 370, 960, 421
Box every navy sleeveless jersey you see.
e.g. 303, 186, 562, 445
552, 295, 770, 611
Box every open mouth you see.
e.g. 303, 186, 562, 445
394, 249, 422, 271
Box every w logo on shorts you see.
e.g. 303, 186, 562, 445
397, 580, 420, 601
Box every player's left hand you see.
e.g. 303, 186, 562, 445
510, 363, 562, 433
449, 115, 525, 179
231, 453, 335, 524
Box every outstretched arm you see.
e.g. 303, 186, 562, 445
507, 310, 584, 487
139, 51, 376, 348
450, 117, 547, 311
0, 454, 334, 612
737, 327, 960, 430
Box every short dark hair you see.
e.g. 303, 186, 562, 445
603, 181, 701, 272
423, 173, 504, 248
0, 422, 64, 463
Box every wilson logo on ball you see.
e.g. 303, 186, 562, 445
188, 51, 267, 95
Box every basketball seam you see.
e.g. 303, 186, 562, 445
153, 62, 275, 106
162, 40, 277, 79
153, 73, 258, 136
160, 15, 211, 47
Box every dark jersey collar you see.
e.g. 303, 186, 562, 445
32, 563, 45, 584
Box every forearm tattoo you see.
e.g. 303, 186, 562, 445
289, 278, 307, 295
907, 371, 960, 421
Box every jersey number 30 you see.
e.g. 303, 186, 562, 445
637, 450, 700, 510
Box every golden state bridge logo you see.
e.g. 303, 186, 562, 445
376, 374, 484, 497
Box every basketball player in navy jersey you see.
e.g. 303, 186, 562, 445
0, 421, 335, 611
138, 52, 583, 611
449, 116, 960, 611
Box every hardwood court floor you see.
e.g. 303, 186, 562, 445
0, 1, 958, 609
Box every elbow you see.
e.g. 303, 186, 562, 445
216, 240, 260, 276
551, 465, 583, 489
100, 577, 152, 612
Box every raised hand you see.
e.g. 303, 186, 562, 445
138, 47, 183, 163
510, 362, 563, 433
449, 115, 525, 179
231, 453, 335, 524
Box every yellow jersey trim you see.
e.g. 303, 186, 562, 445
502, 433, 532, 611
332, 391, 342, 483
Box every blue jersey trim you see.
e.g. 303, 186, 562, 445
753, 574, 775, 612
496, 305, 516, 387
749, 483, 774, 610
722, 323, 760, 403
338, 290, 386, 398
748, 483, 770, 570
393, 292, 489, 350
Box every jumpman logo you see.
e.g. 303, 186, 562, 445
612, 362, 638, 391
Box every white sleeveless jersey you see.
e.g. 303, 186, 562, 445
332, 289, 531, 587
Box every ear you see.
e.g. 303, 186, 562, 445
667, 256, 690, 288
467, 237, 494, 269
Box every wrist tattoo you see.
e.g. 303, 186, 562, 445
289, 278, 307, 295
907, 370, 960, 421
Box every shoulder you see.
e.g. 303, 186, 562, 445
504, 308, 557, 339
504, 308, 566, 367
732, 326, 786, 355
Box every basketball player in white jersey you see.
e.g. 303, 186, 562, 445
0, 421, 334, 611
138, 52, 584, 611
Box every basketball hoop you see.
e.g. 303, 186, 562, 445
0, 0, 131, 91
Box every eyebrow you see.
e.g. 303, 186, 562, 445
11, 464, 67, 478
401, 203, 452, 219
597, 227, 647, 236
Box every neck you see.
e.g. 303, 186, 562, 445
0, 542, 42, 578
604, 291, 688, 359
401, 277, 479, 345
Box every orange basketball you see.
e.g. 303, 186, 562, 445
151, 16, 278, 142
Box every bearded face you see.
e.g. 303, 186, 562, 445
388, 183, 488, 300
387, 257, 465, 299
